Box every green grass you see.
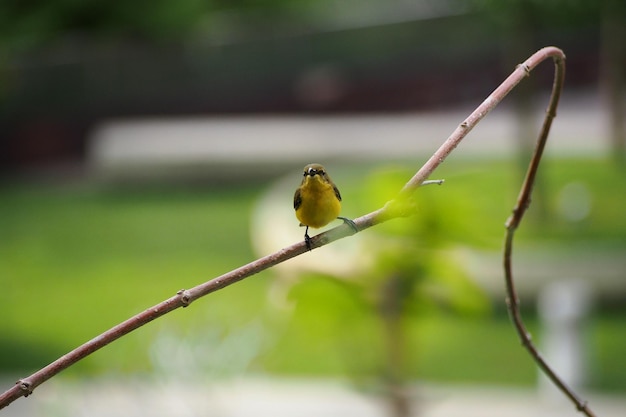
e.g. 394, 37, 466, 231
0, 156, 625, 391
590, 312, 626, 392
0, 184, 264, 372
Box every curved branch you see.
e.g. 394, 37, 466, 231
1, 47, 588, 415
503, 52, 597, 416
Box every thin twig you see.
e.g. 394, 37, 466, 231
0, 47, 589, 415
503, 53, 597, 416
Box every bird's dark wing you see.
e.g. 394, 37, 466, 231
333, 185, 342, 201
294, 188, 302, 210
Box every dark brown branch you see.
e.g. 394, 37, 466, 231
1, 47, 589, 415
503, 52, 597, 416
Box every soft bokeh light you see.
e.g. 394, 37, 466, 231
557, 181, 592, 222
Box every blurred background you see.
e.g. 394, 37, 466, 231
1, 0, 625, 416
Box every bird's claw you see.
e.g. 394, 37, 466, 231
338, 217, 358, 233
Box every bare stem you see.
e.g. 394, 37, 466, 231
503, 52, 597, 416
1, 47, 593, 416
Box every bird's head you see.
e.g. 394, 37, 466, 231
303, 163, 325, 177
302, 163, 329, 185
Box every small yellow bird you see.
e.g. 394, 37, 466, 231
294, 163, 357, 249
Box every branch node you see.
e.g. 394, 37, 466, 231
505, 213, 517, 229
460, 121, 469, 128
522, 332, 533, 345
16, 380, 32, 397
516, 63, 531, 76
177, 289, 192, 307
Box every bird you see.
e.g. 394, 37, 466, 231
293, 163, 357, 250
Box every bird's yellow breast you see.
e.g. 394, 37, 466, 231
295, 176, 341, 229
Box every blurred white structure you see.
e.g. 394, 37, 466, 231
4, 376, 624, 417
537, 279, 592, 403
87, 92, 609, 181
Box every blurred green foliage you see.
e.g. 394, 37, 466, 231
0, 0, 213, 47
0, 157, 625, 391
1, 0, 623, 49
0, 185, 261, 372
0, 0, 323, 49
269, 165, 491, 399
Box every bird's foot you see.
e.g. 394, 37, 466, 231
304, 233, 313, 251
337, 217, 358, 233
